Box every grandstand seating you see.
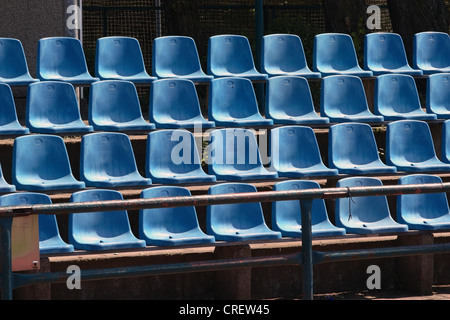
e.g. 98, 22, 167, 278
270, 125, 338, 177
26, 81, 94, 134
149, 78, 215, 129
374, 74, 437, 121
320, 75, 384, 123
69, 189, 146, 251
313, 33, 373, 77
207, 35, 268, 81
139, 186, 215, 246
37, 37, 99, 85
95, 36, 157, 84
261, 34, 321, 78
335, 176, 409, 234
0, 83, 29, 135
328, 122, 397, 174
265, 76, 329, 124
207, 183, 282, 241
80, 132, 152, 188
427, 73, 450, 119
397, 174, 450, 230
272, 180, 346, 237
0, 38, 39, 86
89, 80, 155, 132
146, 129, 216, 184
364, 33, 423, 76
413, 32, 450, 74
152, 36, 213, 83
0, 164, 16, 193
441, 119, 450, 163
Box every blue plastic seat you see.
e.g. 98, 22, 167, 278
208, 128, 278, 181
95, 36, 157, 84
89, 80, 155, 131
146, 129, 216, 184
69, 189, 146, 251
207, 183, 282, 241
152, 36, 213, 83
207, 35, 268, 81
12, 134, 85, 191
208, 77, 273, 127
26, 81, 94, 134
149, 79, 215, 129
37, 37, 99, 85
272, 180, 346, 238
0, 192, 73, 254
139, 186, 215, 246
427, 73, 450, 119
329, 123, 396, 174
0, 163, 15, 193
413, 32, 450, 75
265, 76, 329, 125
261, 34, 321, 78
397, 174, 450, 230
335, 177, 408, 234
80, 132, 152, 188
364, 33, 423, 76
0, 83, 29, 135
313, 33, 373, 77
374, 74, 436, 121
270, 126, 338, 177
441, 119, 450, 163
386, 120, 450, 172
320, 75, 384, 123
0, 38, 39, 86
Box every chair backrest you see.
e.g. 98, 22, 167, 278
152, 36, 206, 78
37, 37, 92, 80
0, 83, 28, 134
427, 73, 450, 115
0, 163, 15, 193
413, 32, 450, 71
313, 33, 361, 72
364, 33, 411, 71
261, 34, 310, 75
0, 38, 34, 82
96, 36, 149, 79
441, 119, 450, 163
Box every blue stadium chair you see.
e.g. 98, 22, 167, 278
272, 180, 346, 238
89, 80, 155, 131
265, 76, 329, 125
320, 75, 384, 123
0, 38, 39, 86
313, 33, 373, 77
69, 189, 146, 251
37, 37, 99, 85
261, 34, 321, 78
207, 183, 282, 241
139, 186, 215, 246
397, 174, 450, 230
149, 79, 215, 129
364, 33, 423, 76
427, 73, 450, 119
95, 36, 157, 84
441, 119, 450, 163
329, 122, 396, 174
80, 132, 152, 188
270, 126, 338, 177
12, 134, 85, 191
208, 128, 278, 181
0, 83, 29, 135
26, 81, 94, 134
0, 192, 74, 254
0, 163, 16, 193
152, 36, 213, 83
335, 177, 408, 234
146, 129, 216, 184
208, 77, 273, 127
386, 120, 450, 172
145, 129, 216, 184
374, 74, 437, 121
207, 35, 268, 81
413, 32, 450, 75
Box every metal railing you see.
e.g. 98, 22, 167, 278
2, 182, 450, 300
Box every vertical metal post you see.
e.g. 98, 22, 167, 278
300, 199, 314, 300
254, 0, 265, 114
0, 217, 13, 300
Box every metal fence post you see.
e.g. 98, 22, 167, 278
300, 198, 314, 300
0, 217, 13, 300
